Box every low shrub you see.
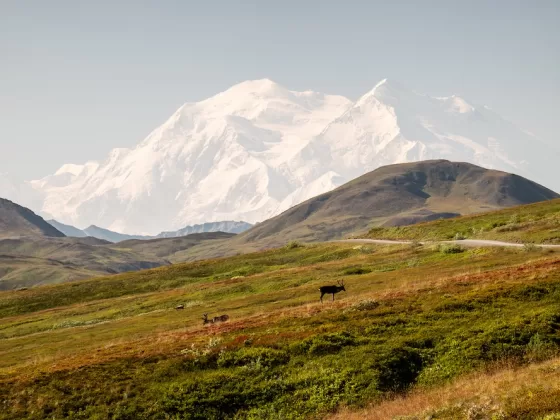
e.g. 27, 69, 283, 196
496, 223, 523, 232
217, 347, 289, 369
374, 346, 424, 392
285, 241, 303, 250
291, 332, 357, 356
523, 243, 541, 252
438, 244, 466, 254
351, 299, 380, 311
344, 266, 371, 275
525, 333, 558, 363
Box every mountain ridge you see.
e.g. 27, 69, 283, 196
47, 219, 253, 242
0, 198, 65, 239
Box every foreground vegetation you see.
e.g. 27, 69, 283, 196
364, 198, 560, 245
331, 355, 560, 419
1, 229, 559, 419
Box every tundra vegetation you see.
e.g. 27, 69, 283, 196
365, 198, 560, 245
1, 202, 560, 419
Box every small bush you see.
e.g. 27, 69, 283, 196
509, 213, 521, 224
454, 232, 467, 240
407, 258, 420, 267
410, 240, 422, 248
496, 223, 522, 232
344, 266, 371, 275
540, 414, 560, 420
291, 332, 357, 356
485, 221, 507, 231
374, 346, 424, 392
438, 244, 466, 254
217, 347, 289, 369
285, 240, 303, 250
352, 245, 374, 254
525, 333, 558, 363
351, 299, 380, 311
523, 243, 541, 252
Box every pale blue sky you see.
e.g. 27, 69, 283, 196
1, 0, 558, 180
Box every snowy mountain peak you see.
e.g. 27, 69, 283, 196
208, 79, 292, 107
55, 164, 86, 177
26, 78, 558, 235
445, 96, 475, 114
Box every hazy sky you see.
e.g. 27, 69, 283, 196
1, 0, 558, 181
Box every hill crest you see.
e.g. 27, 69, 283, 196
0, 198, 65, 239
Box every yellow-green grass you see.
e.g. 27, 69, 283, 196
330, 356, 560, 419
1, 241, 559, 419
364, 198, 560, 244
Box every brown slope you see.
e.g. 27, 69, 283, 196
0, 198, 65, 239
0, 236, 170, 290
238, 160, 559, 247
111, 232, 236, 260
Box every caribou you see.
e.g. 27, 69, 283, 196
202, 313, 230, 325
213, 314, 230, 323
175, 304, 185, 310
319, 280, 346, 303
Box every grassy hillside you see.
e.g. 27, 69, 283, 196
364, 198, 560, 245
0, 237, 168, 290
0, 228, 236, 289
1, 237, 559, 418
111, 231, 237, 261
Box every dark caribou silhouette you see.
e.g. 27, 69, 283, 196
202, 313, 230, 325
319, 280, 346, 303
213, 314, 230, 323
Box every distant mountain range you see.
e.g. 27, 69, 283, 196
3, 79, 558, 235
1, 160, 558, 288
47, 219, 252, 243
0, 199, 241, 289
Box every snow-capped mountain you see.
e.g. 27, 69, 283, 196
25, 79, 558, 235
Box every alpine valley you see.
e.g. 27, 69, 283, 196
6, 79, 559, 235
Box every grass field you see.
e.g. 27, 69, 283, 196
1, 227, 560, 419
364, 198, 560, 245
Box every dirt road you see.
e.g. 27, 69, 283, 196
338, 238, 560, 248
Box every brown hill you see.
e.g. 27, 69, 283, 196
174, 160, 558, 260
239, 160, 558, 246
0, 198, 65, 239
0, 237, 169, 290
111, 232, 237, 261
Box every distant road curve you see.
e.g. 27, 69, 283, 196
337, 238, 560, 249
